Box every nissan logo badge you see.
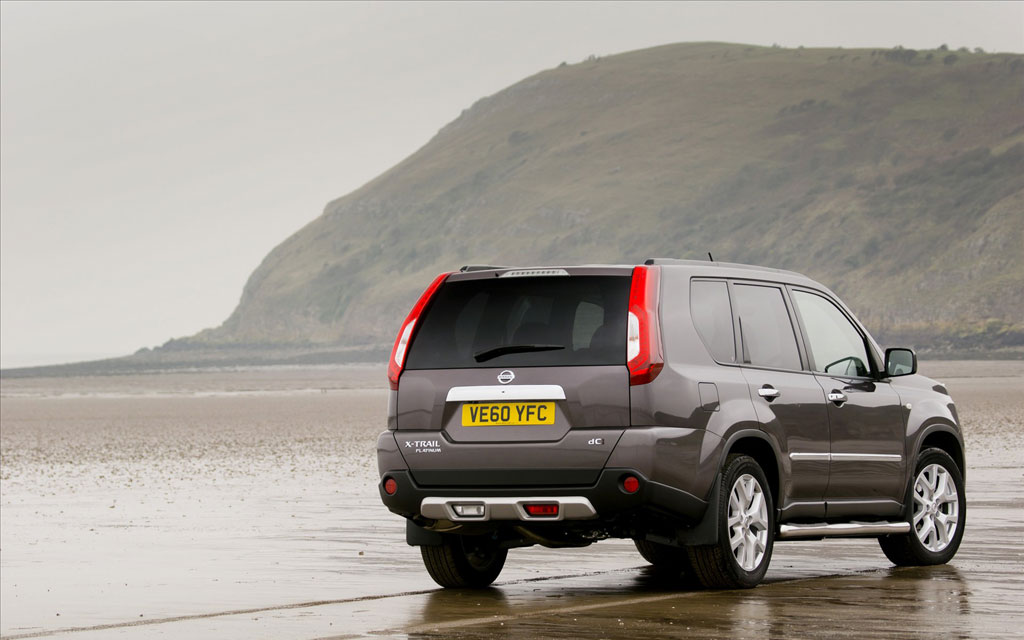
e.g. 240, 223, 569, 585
497, 370, 515, 384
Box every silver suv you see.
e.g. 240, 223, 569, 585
376, 260, 965, 589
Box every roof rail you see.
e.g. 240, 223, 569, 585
642, 258, 808, 278
643, 258, 717, 266
459, 265, 510, 272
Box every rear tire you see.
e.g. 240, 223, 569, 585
635, 538, 700, 586
687, 454, 775, 589
634, 538, 688, 567
879, 448, 965, 566
421, 534, 508, 588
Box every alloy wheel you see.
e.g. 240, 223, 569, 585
912, 463, 960, 552
727, 473, 769, 571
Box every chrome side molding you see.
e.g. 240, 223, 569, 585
789, 452, 830, 462
777, 521, 910, 539
830, 453, 902, 462
789, 452, 902, 462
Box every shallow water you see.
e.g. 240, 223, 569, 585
1, 362, 1022, 639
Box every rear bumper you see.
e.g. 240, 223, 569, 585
378, 467, 708, 524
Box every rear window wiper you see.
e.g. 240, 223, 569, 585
473, 344, 565, 363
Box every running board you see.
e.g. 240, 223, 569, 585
777, 521, 910, 540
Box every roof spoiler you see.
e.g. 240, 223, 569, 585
459, 265, 511, 272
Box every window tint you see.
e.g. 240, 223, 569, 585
732, 284, 802, 370
572, 301, 604, 350
690, 280, 735, 362
405, 276, 630, 369
792, 290, 871, 377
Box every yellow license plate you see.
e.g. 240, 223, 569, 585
462, 402, 556, 426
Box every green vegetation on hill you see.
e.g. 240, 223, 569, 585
190, 42, 1024, 356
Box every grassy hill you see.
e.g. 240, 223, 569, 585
189, 42, 1024, 357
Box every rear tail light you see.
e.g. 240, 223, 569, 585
383, 477, 398, 495
622, 475, 640, 494
626, 266, 664, 385
387, 272, 452, 390
524, 503, 559, 517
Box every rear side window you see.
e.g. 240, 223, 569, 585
690, 280, 735, 362
404, 276, 630, 369
732, 284, 802, 371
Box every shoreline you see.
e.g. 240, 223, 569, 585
3, 345, 1023, 380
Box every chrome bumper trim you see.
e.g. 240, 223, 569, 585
420, 496, 597, 522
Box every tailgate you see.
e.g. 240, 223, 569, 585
396, 366, 629, 442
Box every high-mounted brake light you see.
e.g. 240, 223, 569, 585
626, 265, 664, 386
387, 272, 451, 390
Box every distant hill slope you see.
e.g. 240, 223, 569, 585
193, 42, 1024, 355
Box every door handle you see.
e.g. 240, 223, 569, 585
758, 385, 781, 401
828, 391, 848, 405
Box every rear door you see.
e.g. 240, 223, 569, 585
731, 282, 830, 520
789, 288, 906, 517
396, 269, 632, 484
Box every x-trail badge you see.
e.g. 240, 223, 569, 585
497, 370, 515, 384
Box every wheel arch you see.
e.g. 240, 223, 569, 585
917, 426, 966, 480
721, 430, 781, 509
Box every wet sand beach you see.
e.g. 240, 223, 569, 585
1, 361, 1022, 639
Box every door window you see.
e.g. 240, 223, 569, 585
792, 290, 871, 377
690, 280, 735, 362
732, 284, 802, 371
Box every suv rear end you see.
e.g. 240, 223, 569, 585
377, 265, 718, 584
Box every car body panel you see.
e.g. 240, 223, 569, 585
396, 366, 630, 439
395, 428, 623, 485
377, 260, 964, 551
815, 376, 906, 510
892, 373, 965, 483
741, 367, 830, 519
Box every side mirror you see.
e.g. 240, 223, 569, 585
885, 348, 917, 377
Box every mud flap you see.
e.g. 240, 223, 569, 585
406, 519, 444, 546
675, 472, 722, 546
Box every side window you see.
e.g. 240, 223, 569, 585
690, 280, 735, 362
792, 290, 871, 377
732, 284, 802, 371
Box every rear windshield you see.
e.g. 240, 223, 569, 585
404, 275, 630, 369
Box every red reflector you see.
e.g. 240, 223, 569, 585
383, 477, 398, 495
622, 475, 640, 494
626, 266, 664, 386
524, 504, 559, 517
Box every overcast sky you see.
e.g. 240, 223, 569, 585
2, 1, 1021, 368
